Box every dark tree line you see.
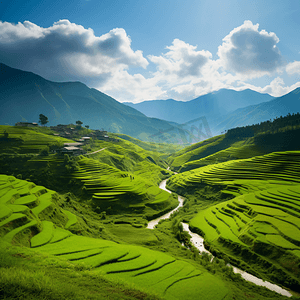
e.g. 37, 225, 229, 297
225, 112, 300, 139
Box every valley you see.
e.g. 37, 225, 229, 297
1, 112, 300, 299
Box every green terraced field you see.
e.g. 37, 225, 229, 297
169, 151, 300, 192
0, 176, 61, 243
0, 126, 71, 154
34, 234, 229, 300
0, 175, 231, 300
63, 209, 78, 229
169, 151, 300, 290
72, 156, 177, 218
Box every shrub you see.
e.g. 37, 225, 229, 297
39, 146, 49, 156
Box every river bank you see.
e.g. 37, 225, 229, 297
147, 176, 293, 298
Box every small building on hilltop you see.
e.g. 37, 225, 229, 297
15, 122, 38, 127
80, 137, 91, 143
59, 146, 85, 156
63, 142, 84, 147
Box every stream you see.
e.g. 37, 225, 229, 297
147, 179, 184, 229
147, 177, 293, 298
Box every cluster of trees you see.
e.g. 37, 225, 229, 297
39, 114, 48, 126
226, 112, 300, 139
38, 115, 90, 129
76, 120, 90, 129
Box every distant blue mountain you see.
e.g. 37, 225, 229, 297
214, 87, 300, 133
0, 63, 177, 140
124, 89, 274, 132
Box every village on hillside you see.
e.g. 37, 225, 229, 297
15, 121, 119, 156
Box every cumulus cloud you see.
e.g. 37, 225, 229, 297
0, 19, 299, 103
149, 39, 212, 79
99, 70, 167, 103
218, 20, 285, 78
286, 61, 300, 75
0, 20, 148, 83
233, 77, 300, 97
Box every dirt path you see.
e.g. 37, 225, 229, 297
85, 147, 106, 156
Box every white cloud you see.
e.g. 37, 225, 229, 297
217, 20, 285, 78
99, 71, 166, 103
286, 61, 300, 75
0, 20, 148, 83
0, 19, 299, 103
148, 39, 212, 79
234, 77, 300, 97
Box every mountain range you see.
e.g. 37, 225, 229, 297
124, 89, 274, 132
125, 88, 300, 135
0, 63, 177, 140
1, 62, 300, 140
213, 87, 300, 132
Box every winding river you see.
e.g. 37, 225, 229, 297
147, 177, 293, 298
147, 179, 184, 229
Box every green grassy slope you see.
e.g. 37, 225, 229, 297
0, 126, 177, 219
1, 125, 299, 298
0, 125, 71, 154
114, 133, 184, 154
0, 175, 292, 300
169, 127, 300, 173
167, 151, 300, 292
0, 240, 163, 300
83, 137, 172, 183
169, 113, 300, 173
0, 175, 232, 300
73, 156, 177, 219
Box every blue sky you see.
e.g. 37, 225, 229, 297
1, 0, 300, 102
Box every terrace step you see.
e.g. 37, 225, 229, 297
31, 221, 54, 247
2, 220, 38, 243
63, 209, 77, 229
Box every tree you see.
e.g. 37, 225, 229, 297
85, 125, 89, 129
39, 146, 49, 156
76, 120, 83, 126
39, 114, 48, 126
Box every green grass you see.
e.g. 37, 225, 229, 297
106, 224, 159, 246
31, 220, 54, 247
1, 122, 300, 298
31, 233, 229, 299
63, 209, 78, 229
170, 151, 300, 291
114, 133, 184, 154
14, 194, 38, 206
2, 220, 38, 243
72, 156, 177, 219
169, 124, 300, 173
0, 125, 71, 154
32, 193, 53, 216
81, 137, 172, 184
0, 175, 293, 299
161, 272, 229, 300
50, 227, 72, 244
0, 213, 28, 228
0, 204, 13, 220
0, 241, 162, 300
0, 189, 20, 205
0, 175, 229, 299
266, 234, 299, 249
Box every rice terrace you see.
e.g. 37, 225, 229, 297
2, 5, 300, 297
1, 108, 300, 299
